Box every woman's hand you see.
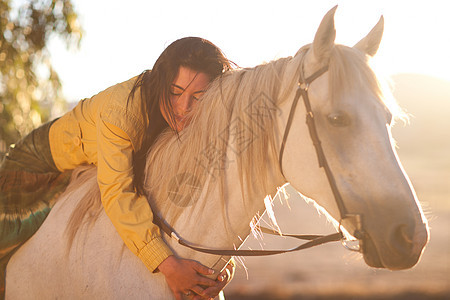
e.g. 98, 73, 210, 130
192, 260, 235, 300
157, 255, 218, 300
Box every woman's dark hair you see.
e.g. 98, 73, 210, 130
128, 37, 234, 194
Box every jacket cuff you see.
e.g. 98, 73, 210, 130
137, 236, 173, 272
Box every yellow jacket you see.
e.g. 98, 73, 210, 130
49, 76, 173, 272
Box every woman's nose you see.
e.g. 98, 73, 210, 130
176, 94, 194, 113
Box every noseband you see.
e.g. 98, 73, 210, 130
154, 57, 365, 257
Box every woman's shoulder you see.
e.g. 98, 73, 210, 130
97, 75, 148, 148
95, 75, 143, 116
104, 75, 141, 105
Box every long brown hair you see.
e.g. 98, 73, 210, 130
128, 37, 235, 194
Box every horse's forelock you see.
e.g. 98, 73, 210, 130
328, 45, 404, 121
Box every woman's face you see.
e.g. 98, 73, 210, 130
162, 66, 211, 132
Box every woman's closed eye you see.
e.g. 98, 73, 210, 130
170, 85, 184, 96
192, 92, 205, 101
170, 83, 206, 101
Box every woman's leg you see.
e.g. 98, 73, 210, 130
0, 121, 72, 298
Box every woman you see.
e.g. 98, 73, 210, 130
0, 37, 235, 299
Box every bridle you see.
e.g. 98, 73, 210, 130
279, 56, 366, 247
154, 55, 365, 257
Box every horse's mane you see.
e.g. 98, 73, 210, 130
65, 43, 404, 247
143, 57, 292, 223
143, 44, 403, 221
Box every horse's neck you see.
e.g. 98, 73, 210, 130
148, 66, 295, 271
153, 148, 263, 270
151, 131, 279, 272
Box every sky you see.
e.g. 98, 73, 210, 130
48, 0, 450, 102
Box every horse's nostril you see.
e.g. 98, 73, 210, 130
399, 224, 414, 244
391, 224, 414, 254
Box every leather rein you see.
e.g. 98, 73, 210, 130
154, 59, 365, 257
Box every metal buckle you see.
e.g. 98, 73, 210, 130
341, 237, 361, 252
339, 215, 364, 253
297, 82, 309, 91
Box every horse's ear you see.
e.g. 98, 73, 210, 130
312, 5, 337, 62
354, 16, 384, 57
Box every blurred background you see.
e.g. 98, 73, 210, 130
1, 0, 448, 299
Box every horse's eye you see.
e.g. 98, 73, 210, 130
327, 113, 351, 127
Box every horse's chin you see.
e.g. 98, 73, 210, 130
361, 235, 385, 269
361, 234, 423, 270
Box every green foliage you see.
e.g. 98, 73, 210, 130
0, 0, 82, 155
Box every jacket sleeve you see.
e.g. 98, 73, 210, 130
96, 118, 173, 272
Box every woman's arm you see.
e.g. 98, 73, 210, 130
96, 120, 218, 299
97, 119, 173, 271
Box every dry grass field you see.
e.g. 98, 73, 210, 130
224, 74, 450, 300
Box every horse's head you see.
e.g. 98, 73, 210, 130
279, 6, 429, 270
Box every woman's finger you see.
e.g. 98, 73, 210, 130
195, 274, 217, 287
192, 295, 209, 300
191, 285, 206, 297
191, 261, 215, 276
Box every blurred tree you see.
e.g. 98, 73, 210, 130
0, 0, 82, 157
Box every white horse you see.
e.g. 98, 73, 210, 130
6, 7, 428, 299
